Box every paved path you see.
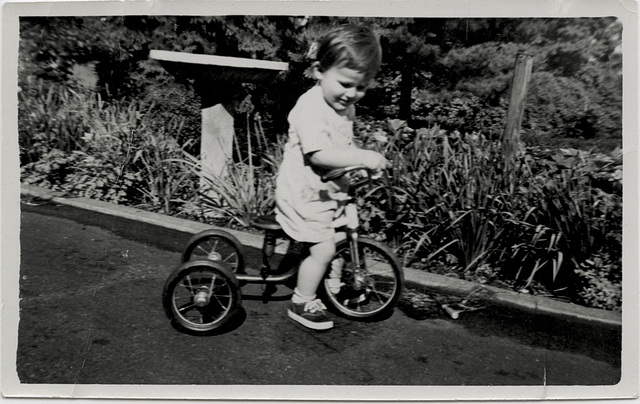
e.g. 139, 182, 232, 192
13, 202, 622, 399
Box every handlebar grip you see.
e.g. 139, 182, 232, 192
321, 165, 368, 182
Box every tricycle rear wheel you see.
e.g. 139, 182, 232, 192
163, 260, 241, 335
182, 229, 245, 273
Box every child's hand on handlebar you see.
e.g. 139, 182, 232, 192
362, 150, 388, 172
361, 150, 388, 180
370, 169, 385, 180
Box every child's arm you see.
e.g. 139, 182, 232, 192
308, 148, 387, 172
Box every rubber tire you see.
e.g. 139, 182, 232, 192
162, 260, 241, 335
182, 229, 246, 273
321, 238, 404, 320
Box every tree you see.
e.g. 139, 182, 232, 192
19, 16, 622, 151
410, 17, 622, 149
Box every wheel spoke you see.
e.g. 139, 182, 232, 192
184, 275, 195, 295
207, 273, 217, 296
223, 252, 237, 263
195, 245, 210, 255
209, 293, 230, 310
368, 288, 392, 302
211, 239, 220, 250
177, 301, 196, 313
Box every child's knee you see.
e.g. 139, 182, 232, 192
310, 240, 335, 264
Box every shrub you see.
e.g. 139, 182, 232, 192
21, 148, 79, 190
574, 252, 622, 311
18, 77, 89, 164
177, 113, 280, 228
20, 78, 197, 209
518, 147, 622, 301
355, 117, 622, 309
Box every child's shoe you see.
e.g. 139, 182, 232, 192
288, 299, 334, 330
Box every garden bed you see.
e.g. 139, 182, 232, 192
18, 78, 621, 313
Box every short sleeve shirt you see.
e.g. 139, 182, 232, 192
275, 85, 355, 243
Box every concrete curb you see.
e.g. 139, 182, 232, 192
21, 184, 622, 329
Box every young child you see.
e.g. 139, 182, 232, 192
275, 24, 387, 330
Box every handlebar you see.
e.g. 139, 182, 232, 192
320, 165, 370, 182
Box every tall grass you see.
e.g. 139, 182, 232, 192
177, 112, 280, 228
19, 77, 89, 163
356, 117, 622, 308
20, 78, 197, 210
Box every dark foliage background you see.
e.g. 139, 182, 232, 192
19, 16, 622, 152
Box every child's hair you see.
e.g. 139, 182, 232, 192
315, 24, 382, 79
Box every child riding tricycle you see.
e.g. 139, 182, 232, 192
163, 24, 404, 334
162, 165, 404, 334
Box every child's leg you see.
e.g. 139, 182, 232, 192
288, 239, 335, 330
294, 239, 335, 300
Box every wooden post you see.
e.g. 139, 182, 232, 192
503, 53, 533, 170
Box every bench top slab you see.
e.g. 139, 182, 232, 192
150, 50, 288, 83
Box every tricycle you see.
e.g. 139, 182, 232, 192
162, 165, 404, 335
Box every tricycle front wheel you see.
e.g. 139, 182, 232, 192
321, 238, 404, 320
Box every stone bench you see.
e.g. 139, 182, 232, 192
149, 50, 288, 180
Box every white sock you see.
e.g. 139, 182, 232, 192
291, 288, 316, 304
327, 278, 344, 294
328, 257, 345, 294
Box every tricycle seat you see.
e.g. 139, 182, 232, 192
252, 215, 282, 231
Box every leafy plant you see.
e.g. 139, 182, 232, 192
131, 112, 198, 214
20, 148, 79, 190
18, 77, 90, 164
177, 113, 278, 228
353, 118, 621, 309
20, 82, 198, 208
574, 253, 622, 311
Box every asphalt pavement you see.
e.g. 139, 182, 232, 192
7, 185, 629, 399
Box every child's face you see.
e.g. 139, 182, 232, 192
313, 64, 371, 113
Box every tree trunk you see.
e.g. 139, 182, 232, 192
399, 55, 413, 122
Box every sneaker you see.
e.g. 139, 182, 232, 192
288, 299, 334, 330
334, 286, 366, 306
